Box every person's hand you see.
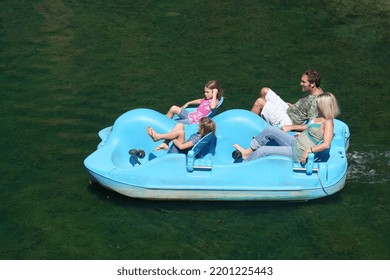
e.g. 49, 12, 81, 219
181, 102, 189, 109
300, 149, 310, 164
281, 125, 290, 132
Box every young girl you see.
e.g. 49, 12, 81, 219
233, 92, 340, 164
147, 117, 216, 153
166, 80, 223, 124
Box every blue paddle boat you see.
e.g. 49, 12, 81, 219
84, 108, 350, 201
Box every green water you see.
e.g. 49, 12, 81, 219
1, 0, 389, 259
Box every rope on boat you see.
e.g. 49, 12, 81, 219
292, 166, 329, 196
317, 168, 329, 196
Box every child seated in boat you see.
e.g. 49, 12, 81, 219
233, 92, 340, 164
165, 80, 223, 124
147, 117, 216, 153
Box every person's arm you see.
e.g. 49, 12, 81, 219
209, 89, 218, 110
281, 124, 307, 132
182, 98, 203, 109
300, 119, 334, 163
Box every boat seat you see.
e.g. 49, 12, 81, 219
313, 148, 330, 162
186, 132, 216, 172
208, 96, 224, 118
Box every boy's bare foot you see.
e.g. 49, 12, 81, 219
232, 144, 252, 160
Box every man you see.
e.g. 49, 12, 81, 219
251, 70, 323, 127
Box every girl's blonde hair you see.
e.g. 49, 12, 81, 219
317, 92, 340, 119
198, 117, 216, 137
205, 80, 223, 100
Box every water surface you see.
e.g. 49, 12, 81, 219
1, 0, 389, 259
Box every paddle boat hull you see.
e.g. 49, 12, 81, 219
84, 109, 350, 201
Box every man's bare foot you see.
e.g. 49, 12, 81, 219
232, 144, 252, 160
155, 143, 169, 150
147, 127, 159, 142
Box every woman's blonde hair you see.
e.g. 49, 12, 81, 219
198, 117, 216, 137
317, 92, 340, 119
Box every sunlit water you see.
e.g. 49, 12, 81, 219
347, 151, 390, 184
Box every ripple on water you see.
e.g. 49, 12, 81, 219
347, 150, 390, 184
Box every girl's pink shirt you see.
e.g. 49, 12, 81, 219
188, 98, 219, 124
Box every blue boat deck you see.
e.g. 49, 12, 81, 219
84, 108, 350, 201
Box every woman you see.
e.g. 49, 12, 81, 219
233, 92, 340, 164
